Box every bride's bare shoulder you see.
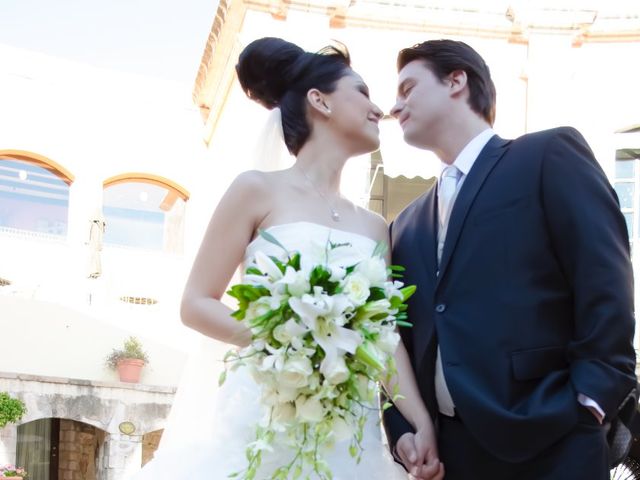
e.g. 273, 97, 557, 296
232, 169, 292, 191
228, 170, 283, 201
355, 205, 389, 242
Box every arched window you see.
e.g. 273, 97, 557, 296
102, 174, 189, 253
0, 151, 73, 236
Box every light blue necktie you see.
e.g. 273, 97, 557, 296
435, 165, 461, 416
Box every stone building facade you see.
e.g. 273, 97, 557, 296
0, 373, 173, 479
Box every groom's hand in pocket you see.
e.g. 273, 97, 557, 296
396, 430, 444, 480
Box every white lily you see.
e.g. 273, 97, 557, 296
327, 244, 366, 269
299, 238, 366, 275
278, 266, 310, 297
243, 273, 269, 287
254, 251, 284, 280
289, 290, 362, 383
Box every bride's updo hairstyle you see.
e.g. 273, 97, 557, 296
236, 37, 351, 156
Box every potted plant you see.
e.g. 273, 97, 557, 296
0, 393, 26, 429
0, 464, 27, 479
105, 336, 149, 383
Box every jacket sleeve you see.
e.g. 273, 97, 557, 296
382, 219, 416, 454
382, 401, 414, 457
541, 127, 637, 418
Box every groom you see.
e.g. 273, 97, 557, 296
382, 39, 637, 479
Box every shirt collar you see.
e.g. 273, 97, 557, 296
441, 128, 495, 177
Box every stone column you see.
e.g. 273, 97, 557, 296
0, 424, 18, 465
102, 433, 142, 480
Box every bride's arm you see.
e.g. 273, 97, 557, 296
367, 215, 432, 430
368, 215, 443, 478
385, 341, 432, 433
383, 252, 444, 479
180, 171, 270, 347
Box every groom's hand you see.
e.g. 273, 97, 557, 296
396, 431, 444, 480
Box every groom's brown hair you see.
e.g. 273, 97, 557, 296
398, 39, 496, 125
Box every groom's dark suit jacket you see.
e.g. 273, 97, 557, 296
384, 127, 637, 462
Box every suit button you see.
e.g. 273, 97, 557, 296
435, 304, 446, 313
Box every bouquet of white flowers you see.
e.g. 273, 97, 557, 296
222, 230, 415, 480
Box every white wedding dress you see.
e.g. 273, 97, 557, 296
132, 222, 407, 480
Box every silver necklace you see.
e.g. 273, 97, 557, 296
296, 164, 341, 222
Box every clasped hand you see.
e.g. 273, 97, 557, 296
395, 425, 445, 480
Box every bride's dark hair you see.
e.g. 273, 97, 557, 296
236, 37, 351, 156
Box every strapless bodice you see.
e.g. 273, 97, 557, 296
244, 221, 378, 266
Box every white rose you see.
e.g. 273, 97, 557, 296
295, 395, 325, 423
377, 328, 400, 354
356, 257, 388, 287
273, 318, 308, 346
245, 297, 272, 321
277, 386, 299, 403
261, 385, 278, 406
279, 355, 313, 389
307, 372, 321, 390
272, 402, 296, 426
322, 355, 350, 385
341, 272, 371, 306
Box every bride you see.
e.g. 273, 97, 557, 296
133, 37, 441, 479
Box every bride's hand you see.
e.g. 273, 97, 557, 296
396, 422, 444, 480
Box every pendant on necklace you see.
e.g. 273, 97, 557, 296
331, 211, 341, 222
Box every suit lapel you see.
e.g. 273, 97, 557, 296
436, 136, 510, 289
407, 187, 439, 370
414, 187, 438, 282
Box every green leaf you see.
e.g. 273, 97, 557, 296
349, 444, 358, 458
355, 343, 384, 371
396, 320, 413, 328
400, 285, 416, 301
218, 370, 227, 386
288, 252, 301, 270
372, 241, 388, 258
245, 266, 263, 275
367, 287, 386, 301
0, 392, 26, 428
258, 228, 290, 254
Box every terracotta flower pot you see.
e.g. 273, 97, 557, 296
0, 476, 23, 479
116, 358, 145, 383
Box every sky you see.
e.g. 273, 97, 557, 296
0, 0, 220, 85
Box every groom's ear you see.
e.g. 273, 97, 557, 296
448, 70, 468, 97
306, 89, 332, 118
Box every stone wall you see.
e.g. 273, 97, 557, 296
0, 372, 175, 479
